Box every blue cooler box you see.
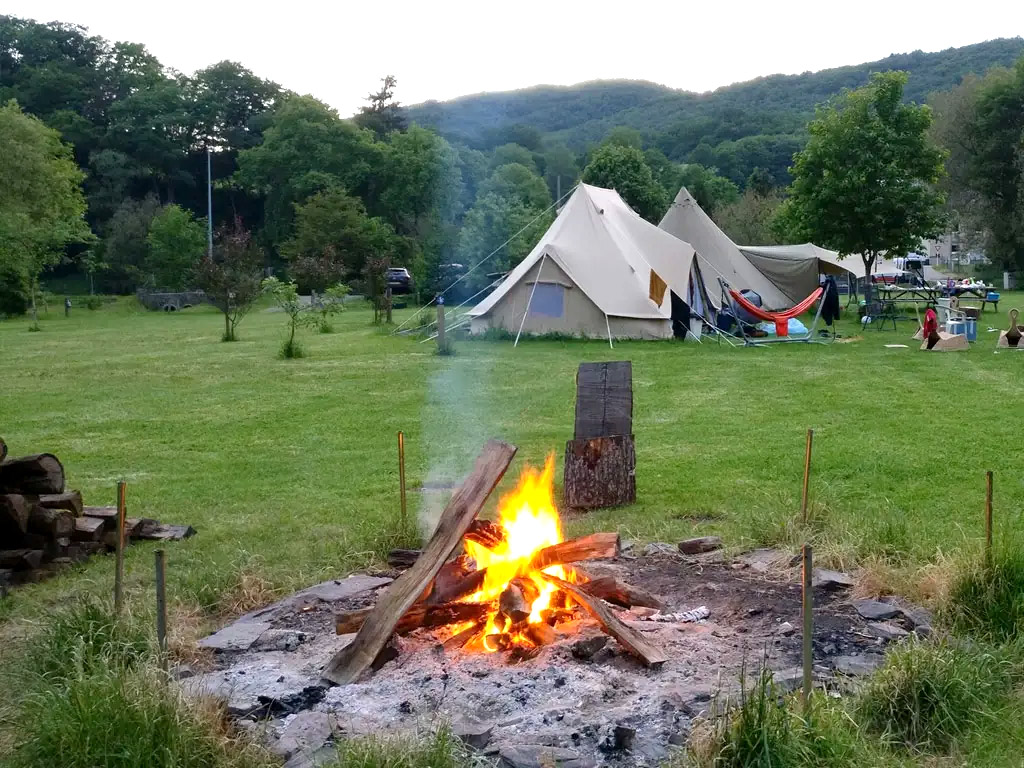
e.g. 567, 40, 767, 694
965, 318, 978, 342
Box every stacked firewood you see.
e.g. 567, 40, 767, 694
0, 438, 194, 594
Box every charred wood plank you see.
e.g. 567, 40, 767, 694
323, 439, 517, 685
335, 601, 491, 636
541, 574, 667, 669
570, 568, 664, 610
387, 549, 421, 569
0, 454, 65, 495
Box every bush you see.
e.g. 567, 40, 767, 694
856, 638, 1013, 750
0, 262, 29, 316
84, 295, 105, 310
943, 548, 1024, 643
280, 338, 305, 359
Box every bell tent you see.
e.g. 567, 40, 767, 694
467, 184, 712, 341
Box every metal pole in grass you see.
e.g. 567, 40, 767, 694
985, 470, 994, 563
114, 480, 126, 615
155, 549, 168, 674
801, 429, 814, 525
398, 431, 407, 534
801, 543, 814, 710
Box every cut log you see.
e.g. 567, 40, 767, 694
387, 549, 421, 569
429, 554, 474, 602
563, 435, 636, 510
498, 581, 531, 625
37, 491, 84, 516
465, 519, 506, 550
1, 494, 30, 537
73, 516, 105, 542
443, 620, 486, 651
541, 574, 667, 669
323, 439, 517, 685
429, 532, 621, 605
83, 506, 118, 523
0, 549, 44, 570
526, 621, 557, 647
569, 568, 664, 610
27, 505, 73, 539
335, 601, 491, 636
0, 454, 65, 495
0, 438, 6, 462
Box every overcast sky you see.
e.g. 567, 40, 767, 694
8, 1, 1024, 116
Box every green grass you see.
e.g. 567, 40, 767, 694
3, 295, 1024, 765
944, 548, 1024, 643
322, 726, 470, 768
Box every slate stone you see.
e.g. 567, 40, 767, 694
736, 549, 794, 573
571, 635, 608, 660
812, 569, 856, 590
897, 604, 934, 632
770, 667, 804, 694
777, 621, 795, 636
678, 536, 722, 555
866, 621, 910, 640
254, 629, 309, 652
238, 575, 393, 623
853, 600, 901, 621
832, 655, 884, 676
500, 745, 597, 768
272, 711, 336, 760
198, 621, 272, 652
453, 715, 494, 750
642, 542, 677, 557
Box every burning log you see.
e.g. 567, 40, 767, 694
464, 519, 506, 550
570, 569, 664, 610
426, 554, 474, 603
525, 621, 557, 647
443, 620, 487, 652
431, 533, 621, 605
335, 601, 490, 636
498, 578, 538, 625
0, 454, 65, 495
323, 439, 517, 686
542, 574, 667, 669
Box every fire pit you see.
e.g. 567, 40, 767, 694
324, 442, 663, 684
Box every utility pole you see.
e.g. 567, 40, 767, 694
206, 146, 214, 259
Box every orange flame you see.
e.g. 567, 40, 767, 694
462, 454, 571, 649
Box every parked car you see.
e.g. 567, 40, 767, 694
386, 267, 413, 294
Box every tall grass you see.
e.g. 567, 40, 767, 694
323, 726, 469, 768
943, 548, 1024, 643
856, 638, 1017, 751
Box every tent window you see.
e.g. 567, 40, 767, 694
649, 270, 668, 306
530, 283, 565, 317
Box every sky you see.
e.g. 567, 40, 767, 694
8, 0, 1024, 116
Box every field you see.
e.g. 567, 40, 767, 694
1, 296, 1023, 764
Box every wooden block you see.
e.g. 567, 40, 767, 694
37, 491, 83, 516
0, 454, 65, 495
563, 435, 636, 509
0, 549, 44, 570
73, 516, 105, 542
0, 494, 29, 538
83, 506, 118, 522
574, 362, 633, 440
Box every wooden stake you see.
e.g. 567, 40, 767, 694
801, 543, 813, 709
114, 480, 126, 614
398, 431, 407, 534
154, 549, 168, 674
985, 470, 993, 563
436, 300, 446, 353
801, 429, 814, 525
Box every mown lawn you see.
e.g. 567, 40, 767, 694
1, 296, 1022, 621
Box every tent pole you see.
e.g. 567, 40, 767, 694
514, 254, 547, 347
605, 314, 614, 349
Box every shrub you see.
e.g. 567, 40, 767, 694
943, 548, 1024, 643
856, 638, 1013, 750
0, 262, 29, 316
280, 338, 305, 359
84, 295, 105, 310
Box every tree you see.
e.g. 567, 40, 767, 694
780, 72, 946, 294
489, 143, 537, 173
542, 145, 579, 201
678, 164, 740, 217
261, 276, 308, 357
478, 164, 551, 210
456, 193, 553, 289
960, 59, 1024, 270
0, 101, 89, 327
282, 188, 401, 283
193, 219, 263, 341
145, 204, 206, 289
313, 282, 350, 333
713, 188, 784, 245
99, 195, 162, 292
601, 126, 644, 149
581, 144, 667, 222
355, 75, 406, 140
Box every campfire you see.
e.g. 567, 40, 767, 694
324, 440, 666, 685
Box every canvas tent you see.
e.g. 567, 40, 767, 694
658, 188, 794, 309
739, 244, 861, 302
468, 184, 713, 340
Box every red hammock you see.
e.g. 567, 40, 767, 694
729, 287, 824, 337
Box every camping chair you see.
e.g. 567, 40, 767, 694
865, 298, 898, 331
718, 278, 827, 346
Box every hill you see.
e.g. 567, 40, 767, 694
407, 38, 1024, 185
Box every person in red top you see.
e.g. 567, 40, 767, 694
923, 305, 940, 349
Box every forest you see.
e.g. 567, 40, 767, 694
1, 14, 1023, 316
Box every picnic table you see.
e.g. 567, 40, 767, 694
946, 285, 999, 311
875, 285, 941, 303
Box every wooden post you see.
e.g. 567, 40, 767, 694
114, 480, 126, 614
801, 429, 814, 525
154, 549, 168, 673
436, 299, 446, 352
398, 431, 407, 534
801, 543, 813, 710
985, 470, 993, 563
